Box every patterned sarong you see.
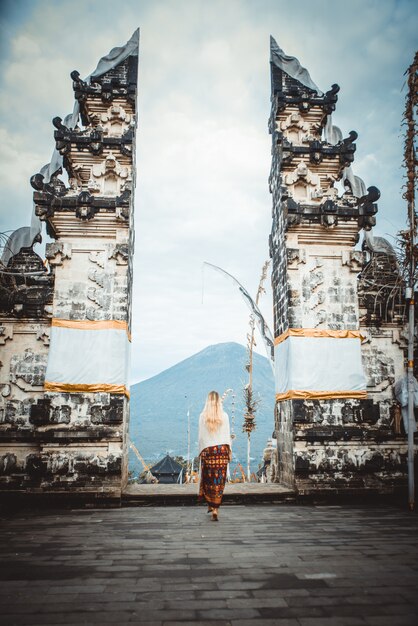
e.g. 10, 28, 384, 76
199, 444, 230, 508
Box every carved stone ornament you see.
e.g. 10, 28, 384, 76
285, 162, 321, 201
90, 152, 130, 196
45, 242, 72, 266
0, 324, 13, 345
9, 349, 47, 391
36, 329, 50, 346
75, 191, 99, 220
109, 244, 129, 266
342, 250, 365, 272
100, 104, 132, 136
287, 248, 306, 269
279, 111, 315, 144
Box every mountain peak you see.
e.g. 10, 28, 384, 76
129, 342, 275, 476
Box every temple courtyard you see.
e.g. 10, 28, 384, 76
0, 502, 417, 625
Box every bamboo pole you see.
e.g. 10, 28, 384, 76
244, 261, 270, 481
403, 52, 417, 511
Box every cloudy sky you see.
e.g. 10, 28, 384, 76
0, 0, 417, 382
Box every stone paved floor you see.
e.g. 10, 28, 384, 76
0, 504, 417, 625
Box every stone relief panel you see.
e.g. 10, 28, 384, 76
361, 347, 395, 391
52, 244, 129, 321
29, 392, 125, 429
0, 323, 13, 345
0, 443, 123, 491
68, 153, 131, 197
0, 397, 33, 427
45, 242, 72, 267
294, 442, 406, 476
9, 349, 47, 391
279, 111, 316, 144
360, 330, 406, 413
0, 323, 51, 428
97, 104, 133, 136
285, 162, 321, 202
287, 254, 359, 330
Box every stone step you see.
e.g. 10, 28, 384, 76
122, 482, 296, 506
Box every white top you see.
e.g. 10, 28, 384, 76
198, 411, 232, 456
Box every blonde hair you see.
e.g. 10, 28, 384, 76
201, 390, 223, 433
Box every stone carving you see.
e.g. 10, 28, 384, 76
362, 347, 395, 389
287, 248, 306, 270
285, 162, 321, 201
9, 350, 47, 391
68, 164, 84, 192
341, 250, 365, 272
0, 453, 17, 475
89, 250, 106, 268
279, 111, 313, 143
109, 244, 129, 266
45, 242, 72, 266
1, 384, 11, 398
0, 324, 13, 345
99, 104, 133, 136
91, 152, 130, 196
36, 329, 50, 346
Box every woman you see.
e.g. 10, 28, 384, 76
198, 390, 232, 521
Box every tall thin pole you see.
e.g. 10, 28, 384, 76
243, 261, 270, 482
247, 321, 254, 482
407, 290, 414, 510
187, 408, 190, 478
247, 435, 251, 482
404, 52, 417, 511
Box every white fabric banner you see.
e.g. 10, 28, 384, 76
275, 335, 366, 399
45, 325, 130, 393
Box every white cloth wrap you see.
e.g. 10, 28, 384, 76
198, 411, 232, 455
275, 335, 366, 397
394, 375, 418, 434
324, 114, 343, 145
270, 35, 322, 95
45, 325, 130, 389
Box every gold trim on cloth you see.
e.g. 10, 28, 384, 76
274, 328, 363, 346
276, 390, 367, 401
44, 382, 130, 398
51, 318, 131, 341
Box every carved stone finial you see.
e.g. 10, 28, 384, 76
342, 130, 358, 146
52, 117, 68, 131
30, 173, 44, 191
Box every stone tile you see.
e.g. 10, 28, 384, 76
298, 615, 368, 626
230, 621, 299, 626
196, 590, 251, 600
164, 622, 230, 626
364, 616, 418, 626
226, 597, 288, 609
197, 608, 261, 620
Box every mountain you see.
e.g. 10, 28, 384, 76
129, 342, 276, 477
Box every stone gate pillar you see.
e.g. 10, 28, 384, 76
0, 33, 139, 502
268, 38, 411, 495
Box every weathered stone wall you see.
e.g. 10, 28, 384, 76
0, 317, 50, 489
